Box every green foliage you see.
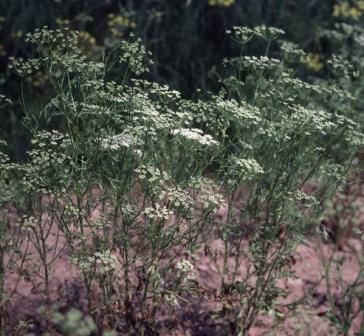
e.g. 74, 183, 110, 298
0, 23, 363, 334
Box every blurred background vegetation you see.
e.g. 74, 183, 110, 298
0, 0, 363, 159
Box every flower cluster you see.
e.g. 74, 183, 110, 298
280, 41, 306, 61
74, 249, 118, 276
355, 33, 364, 46
255, 71, 327, 106
327, 54, 354, 78
179, 99, 221, 137
24, 26, 80, 54
252, 25, 285, 40
229, 157, 264, 183
135, 165, 171, 196
226, 25, 285, 43
100, 133, 137, 151
172, 128, 218, 147
189, 177, 225, 210
8, 57, 41, 76
119, 37, 152, 75
226, 26, 254, 44
288, 190, 319, 208
176, 259, 195, 281
159, 186, 193, 218
131, 79, 181, 102
276, 72, 322, 94
64, 203, 86, 218
228, 56, 280, 71
143, 203, 174, 221
289, 105, 335, 136
345, 129, 364, 147
121, 203, 140, 222
216, 99, 261, 125
135, 165, 171, 184
57, 54, 104, 76
22, 215, 38, 230
133, 101, 173, 131
20, 131, 71, 193
93, 250, 119, 274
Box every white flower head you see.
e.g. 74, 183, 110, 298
229, 157, 264, 182
176, 259, 195, 281
72, 249, 118, 276
100, 132, 136, 150
172, 128, 218, 146
143, 203, 174, 221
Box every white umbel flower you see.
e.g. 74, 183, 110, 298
176, 259, 195, 281
100, 133, 135, 150
172, 128, 218, 146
